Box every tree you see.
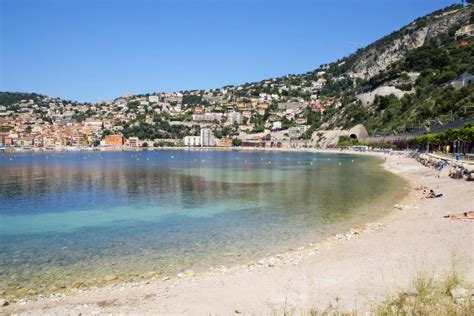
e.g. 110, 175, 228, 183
232, 138, 242, 146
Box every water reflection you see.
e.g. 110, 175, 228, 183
0, 150, 404, 295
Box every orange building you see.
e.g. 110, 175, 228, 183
104, 135, 124, 146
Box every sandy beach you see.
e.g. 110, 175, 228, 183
2, 151, 473, 315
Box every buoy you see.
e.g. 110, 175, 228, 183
338, 162, 341, 165
171, 156, 174, 159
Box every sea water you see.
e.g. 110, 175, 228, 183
0, 150, 405, 295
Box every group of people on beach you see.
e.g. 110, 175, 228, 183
414, 185, 443, 199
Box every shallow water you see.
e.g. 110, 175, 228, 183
0, 150, 405, 295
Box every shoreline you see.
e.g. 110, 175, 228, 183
2, 150, 473, 314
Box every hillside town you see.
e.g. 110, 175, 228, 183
0, 71, 360, 151
1, 3, 473, 152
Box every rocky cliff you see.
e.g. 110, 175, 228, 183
349, 6, 470, 79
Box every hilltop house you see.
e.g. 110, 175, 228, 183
451, 72, 474, 89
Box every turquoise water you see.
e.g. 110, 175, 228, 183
0, 150, 404, 296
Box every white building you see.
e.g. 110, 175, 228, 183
184, 136, 201, 147
192, 113, 223, 122
200, 128, 215, 147
272, 121, 282, 130
148, 95, 159, 103
227, 111, 242, 124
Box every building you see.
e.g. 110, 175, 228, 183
0, 133, 6, 146
192, 113, 223, 122
200, 128, 215, 147
215, 138, 232, 147
451, 72, 474, 89
71, 133, 85, 146
104, 135, 124, 146
148, 95, 159, 103
184, 136, 201, 147
272, 121, 282, 131
227, 111, 242, 124
128, 137, 140, 147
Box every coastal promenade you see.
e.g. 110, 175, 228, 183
3, 150, 473, 314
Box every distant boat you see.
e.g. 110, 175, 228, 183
0, 146, 6, 152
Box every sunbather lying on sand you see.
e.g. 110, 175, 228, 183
444, 211, 474, 221
425, 189, 443, 198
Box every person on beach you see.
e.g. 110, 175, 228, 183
425, 189, 443, 198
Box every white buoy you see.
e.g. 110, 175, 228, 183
338, 162, 341, 165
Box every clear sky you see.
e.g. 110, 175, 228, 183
0, 0, 461, 102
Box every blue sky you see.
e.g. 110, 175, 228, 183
1, 0, 460, 102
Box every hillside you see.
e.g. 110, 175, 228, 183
1, 3, 473, 147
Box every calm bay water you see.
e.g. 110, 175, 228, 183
0, 150, 404, 295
